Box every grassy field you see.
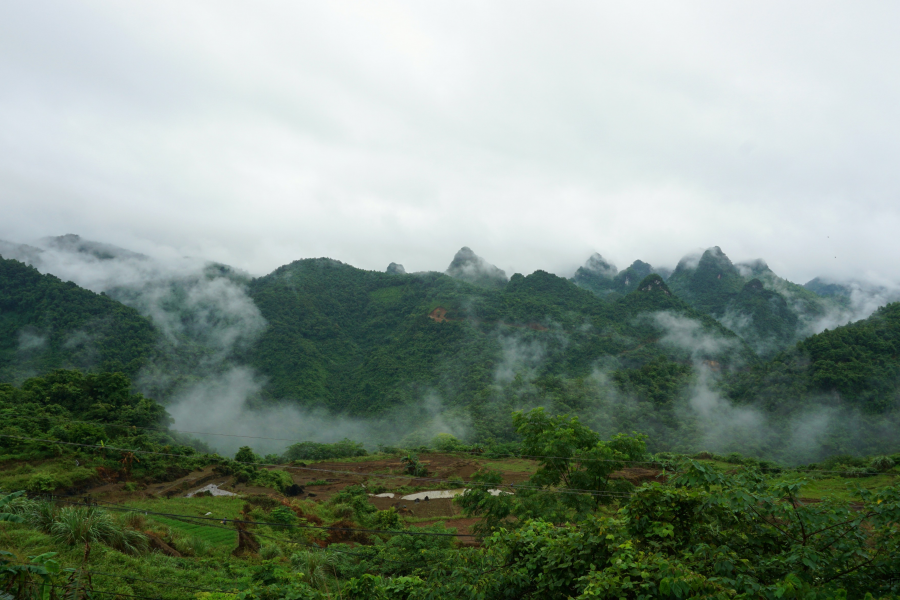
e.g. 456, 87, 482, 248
121, 496, 247, 549
478, 458, 538, 473
786, 471, 899, 501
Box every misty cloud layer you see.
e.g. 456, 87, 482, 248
167, 366, 472, 457
2, 3, 900, 284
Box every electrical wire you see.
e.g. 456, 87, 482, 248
1, 416, 685, 466
0, 434, 635, 498
55, 497, 475, 537
1, 558, 232, 595
2, 415, 860, 473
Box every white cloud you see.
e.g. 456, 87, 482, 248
1, 1, 900, 285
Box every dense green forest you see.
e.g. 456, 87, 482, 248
1, 243, 900, 462
0, 257, 158, 382
246, 259, 749, 416
727, 302, 900, 412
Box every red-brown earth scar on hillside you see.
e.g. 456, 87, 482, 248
429, 307, 450, 322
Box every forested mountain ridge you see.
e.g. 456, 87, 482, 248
572, 246, 849, 358
245, 258, 751, 415
570, 254, 660, 298
2, 236, 900, 456
726, 301, 900, 413
0, 256, 158, 381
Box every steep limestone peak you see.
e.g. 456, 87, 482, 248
446, 247, 508, 289
581, 253, 618, 278
386, 262, 406, 275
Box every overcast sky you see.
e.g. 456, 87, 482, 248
2, 1, 899, 284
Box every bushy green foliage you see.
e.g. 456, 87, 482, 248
871, 455, 896, 472
429, 433, 465, 453
457, 408, 647, 534
283, 439, 367, 462
327, 486, 376, 524
234, 446, 260, 463
0, 370, 219, 491
399, 454, 427, 477
0, 491, 26, 524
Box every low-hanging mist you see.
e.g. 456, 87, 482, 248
1, 235, 898, 464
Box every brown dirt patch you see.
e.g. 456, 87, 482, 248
322, 520, 370, 546
145, 532, 182, 557
610, 468, 668, 486
429, 307, 451, 322
232, 524, 260, 557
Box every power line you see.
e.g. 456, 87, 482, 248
40, 581, 167, 600
7, 503, 498, 591
42, 496, 487, 578
1, 558, 232, 595
0, 434, 634, 498
4, 415, 681, 466
8, 415, 863, 475
58, 498, 475, 538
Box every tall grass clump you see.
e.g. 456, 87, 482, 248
291, 549, 337, 592
49, 506, 147, 561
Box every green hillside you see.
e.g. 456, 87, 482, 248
666, 246, 746, 314
726, 301, 900, 412
656, 248, 848, 357
569, 254, 657, 299
247, 259, 751, 416
0, 256, 159, 382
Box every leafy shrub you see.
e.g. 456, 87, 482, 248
269, 506, 298, 529
328, 486, 376, 523
870, 455, 896, 472
0, 490, 28, 523
0, 490, 32, 522
330, 503, 355, 521
291, 549, 337, 592
370, 508, 402, 531
26, 500, 57, 531
48, 422, 107, 445
177, 535, 212, 557
818, 454, 868, 470
723, 452, 746, 464
400, 454, 428, 477
260, 544, 283, 560
283, 439, 368, 462
431, 433, 465, 453
840, 466, 877, 478
482, 441, 522, 459
757, 459, 782, 474
26, 472, 58, 493
235, 446, 261, 464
